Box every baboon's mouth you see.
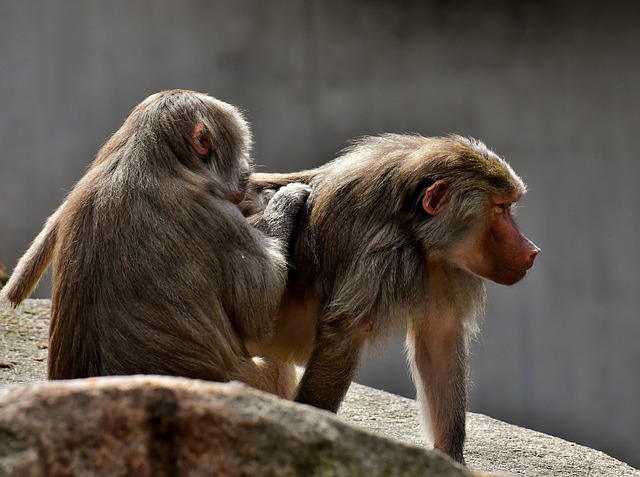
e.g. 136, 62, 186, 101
506, 267, 528, 273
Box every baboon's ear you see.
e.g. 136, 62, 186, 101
422, 180, 449, 215
191, 123, 211, 157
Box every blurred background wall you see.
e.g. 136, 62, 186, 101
1, 0, 638, 468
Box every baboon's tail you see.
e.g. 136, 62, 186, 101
250, 170, 319, 189
0, 206, 61, 307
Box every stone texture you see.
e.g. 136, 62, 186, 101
1, 300, 638, 477
0, 300, 49, 384
342, 384, 640, 477
0, 376, 484, 477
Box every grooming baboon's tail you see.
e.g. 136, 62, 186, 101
0, 206, 61, 307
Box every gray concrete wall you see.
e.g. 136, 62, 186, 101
1, 0, 638, 468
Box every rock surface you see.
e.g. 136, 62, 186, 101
0, 376, 488, 477
342, 384, 639, 477
1, 299, 638, 477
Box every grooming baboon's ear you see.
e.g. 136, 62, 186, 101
191, 123, 211, 157
422, 180, 449, 215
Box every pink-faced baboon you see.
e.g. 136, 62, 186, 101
240, 134, 539, 464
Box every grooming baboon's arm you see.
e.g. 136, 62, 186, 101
253, 182, 311, 250
224, 182, 310, 343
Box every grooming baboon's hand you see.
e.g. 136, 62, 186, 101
254, 182, 311, 243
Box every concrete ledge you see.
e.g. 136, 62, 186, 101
342, 383, 638, 476
1, 300, 638, 476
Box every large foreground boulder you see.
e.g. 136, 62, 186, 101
0, 376, 486, 477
